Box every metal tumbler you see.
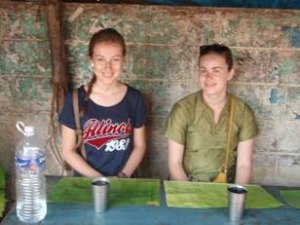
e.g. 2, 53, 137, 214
227, 184, 247, 222
92, 177, 110, 213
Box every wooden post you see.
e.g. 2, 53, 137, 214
45, 0, 69, 112
45, 0, 70, 175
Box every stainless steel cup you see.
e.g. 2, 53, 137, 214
92, 177, 110, 213
227, 184, 247, 222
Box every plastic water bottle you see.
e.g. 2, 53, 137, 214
15, 121, 47, 223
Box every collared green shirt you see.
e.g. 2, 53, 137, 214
164, 91, 259, 182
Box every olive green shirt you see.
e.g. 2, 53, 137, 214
164, 91, 259, 182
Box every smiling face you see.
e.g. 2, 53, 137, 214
90, 42, 124, 85
198, 53, 234, 98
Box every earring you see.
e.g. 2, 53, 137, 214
91, 63, 94, 67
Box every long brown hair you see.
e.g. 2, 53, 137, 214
80, 28, 127, 117
86, 28, 126, 98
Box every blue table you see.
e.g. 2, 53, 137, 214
1, 178, 299, 225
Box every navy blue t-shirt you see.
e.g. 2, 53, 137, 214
58, 85, 146, 176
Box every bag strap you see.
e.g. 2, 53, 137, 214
72, 89, 82, 149
223, 96, 235, 175
72, 89, 86, 158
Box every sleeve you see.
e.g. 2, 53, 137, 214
164, 103, 189, 145
58, 91, 76, 130
132, 90, 147, 128
238, 104, 259, 141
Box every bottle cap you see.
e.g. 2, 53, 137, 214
24, 126, 34, 136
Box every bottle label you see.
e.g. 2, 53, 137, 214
16, 154, 46, 172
